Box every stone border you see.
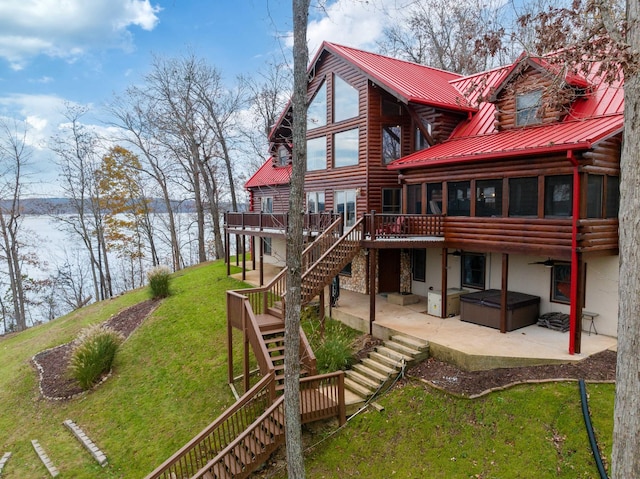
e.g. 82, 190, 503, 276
0, 452, 11, 474
63, 419, 108, 467
31, 440, 59, 477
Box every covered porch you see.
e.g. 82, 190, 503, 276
230, 266, 617, 371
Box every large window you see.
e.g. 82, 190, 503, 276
335, 189, 356, 227
307, 82, 327, 129
545, 175, 573, 217
606, 175, 620, 218
382, 125, 401, 164
516, 89, 542, 126
587, 174, 604, 218
476, 179, 503, 217
334, 75, 359, 122
307, 137, 326, 171
412, 249, 426, 282
261, 197, 273, 213
263, 237, 272, 255
407, 184, 422, 214
427, 183, 442, 214
551, 263, 571, 304
448, 181, 471, 216
382, 188, 401, 213
509, 177, 538, 217
461, 252, 486, 289
307, 191, 325, 213
334, 128, 359, 168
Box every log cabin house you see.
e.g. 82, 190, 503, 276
225, 42, 623, 355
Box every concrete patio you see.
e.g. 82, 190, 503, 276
230, 265, 618, 371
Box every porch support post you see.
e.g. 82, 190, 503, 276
441, 247, 448, 318
227, 295, 234, 385
568, 151, 580, 354
500, 253, 509, 334
369, 249, 377, 335
242, 234, 246, 281
251, 237, 256, 271
573, 254, 585, 354
235, 235, 240, 266
225, 227, 231, 277
259, 237, 264, 287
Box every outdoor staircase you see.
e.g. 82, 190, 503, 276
344, 335, 429, 405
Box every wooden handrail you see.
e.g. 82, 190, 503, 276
302, 216, 344, 270
191, 371, 346, 479
144, 372, 277, 479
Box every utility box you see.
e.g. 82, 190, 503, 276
427, 288, 465, 317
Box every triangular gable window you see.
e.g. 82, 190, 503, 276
307, 81, 327, 129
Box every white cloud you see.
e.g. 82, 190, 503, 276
287, 0, 409, 55
0, 0, 161, 68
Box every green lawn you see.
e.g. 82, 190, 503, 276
0, 259, 615, 478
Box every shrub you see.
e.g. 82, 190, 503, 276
69, 325, 124, 390
314, 336, 354, 373
147, 266, 171, 299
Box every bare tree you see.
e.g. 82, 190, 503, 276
377, 0, 513, 74
50, 104, 113, 301
106, 90, 184, 271
284, 0, 311, 476
240, 61, 293, 172
0, 120, 30, 331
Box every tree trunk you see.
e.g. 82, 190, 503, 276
611, 3, 640, 477
284, 1, 310, 477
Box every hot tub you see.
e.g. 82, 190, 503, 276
460, 289, 540, 332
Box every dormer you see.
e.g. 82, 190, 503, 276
488, 54, 591, 131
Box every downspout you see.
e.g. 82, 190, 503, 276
568, 150, 580, 355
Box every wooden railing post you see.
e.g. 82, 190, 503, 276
370, 210, 376, 240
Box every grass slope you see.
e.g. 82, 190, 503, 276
0, 259, 615, 478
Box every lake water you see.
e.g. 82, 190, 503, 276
1, 213, 226, 333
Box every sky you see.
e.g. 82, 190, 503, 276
0, 0, 408, 196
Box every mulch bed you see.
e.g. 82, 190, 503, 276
406, 349, 616, 397
32, 299, 160, 400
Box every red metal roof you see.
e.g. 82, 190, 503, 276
390, 54, 625, 170
388, 115, 623, 170
245, 158, 291, 189
321, 42, 476, 112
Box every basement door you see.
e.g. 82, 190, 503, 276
378, 249, 401, 293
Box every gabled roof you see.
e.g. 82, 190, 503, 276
390, 52, 624, 170
245, 158, 291, 189
320, 42, 475, 112
388, 115, 623, 170
487, 53, 591, 102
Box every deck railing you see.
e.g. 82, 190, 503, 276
301, 216, 344, 270
225, 212, 340, 235
144, 372, 277, 479
365, 212, 445, 239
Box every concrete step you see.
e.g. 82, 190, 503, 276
344, 377, 373, 399
345, 370, 380, 392
374, 345, 413, 365
353, 363, 390, 383
368, 351, 404, 370
391, 335, 429, 352
383, 340, 424, 359
361, 357, 398, 376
